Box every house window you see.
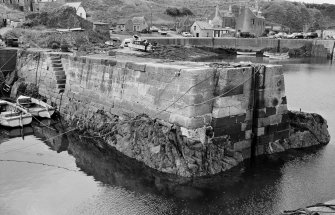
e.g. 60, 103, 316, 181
207, 32, 209, 37
252, 19, 255, 25
194, 26, 196, 31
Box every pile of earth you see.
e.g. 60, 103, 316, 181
24, 6, 93, 30
143, 45, 218, 61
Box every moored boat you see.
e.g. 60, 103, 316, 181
237, 51, 257, 55
0, 100, 32, 127
264, 51, 289, 59
16, 96, 55, 119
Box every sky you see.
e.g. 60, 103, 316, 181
287, 0, 335, 4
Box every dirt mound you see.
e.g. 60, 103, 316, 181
144, 45, 217, 61
24, 6, 93, 29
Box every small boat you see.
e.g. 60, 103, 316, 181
264, 51, 289, 59
16, 96, 55, 119
237, 51, 257, 55
0, 100, 32, 127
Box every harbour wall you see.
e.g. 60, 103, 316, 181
13, 49, 330, 177
146, 37, 335, 58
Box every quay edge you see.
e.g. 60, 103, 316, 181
6, 48, 330, 177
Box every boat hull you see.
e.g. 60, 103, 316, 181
0, 115, 32, 127
237, 51, 256, 55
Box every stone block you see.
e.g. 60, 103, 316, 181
269, 114, 282, 125
213, 95, 243, 108
233, 140, 251, 151
126, 62, 146, 72
257, 117, 270, 127
266, 107, 277, 116
277, 104, 288, 114
274, 129, 290, 141
212, 114, 246, 128
245, 130, 252, 139
257, 127, 265, 136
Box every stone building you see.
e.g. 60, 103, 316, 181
64, 2, 86, 19
130, 16, 148, 32
235, 7, 265, 36
190, 21, 213, 37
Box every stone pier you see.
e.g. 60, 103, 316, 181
12, 49, 330, 177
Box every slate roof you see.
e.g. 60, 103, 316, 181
132, 16, 146, 24
64, 2, 82, 11
194, 21, 213, 30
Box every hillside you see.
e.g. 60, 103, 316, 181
68, 0, 243, 23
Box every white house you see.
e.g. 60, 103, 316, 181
190, 21, 213, 37
64, 2, 86, 19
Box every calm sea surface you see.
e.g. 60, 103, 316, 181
0, 57, 334, 215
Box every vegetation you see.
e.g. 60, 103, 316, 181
261, 1, 332, 32
165, 7, 193, 17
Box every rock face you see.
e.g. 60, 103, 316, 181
62, 107, 330, 178
264, 111, 330, 154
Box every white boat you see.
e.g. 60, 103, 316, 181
264, 51, 289, 59
16, 96, 55, 119
0, 100, 32, 127
237, 51, 257, 55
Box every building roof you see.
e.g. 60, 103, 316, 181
64, 2, 82, 11
194, 21, 213, 30
117, 18, 129, 25
93, 22, 108, 25
132, 16, 146, 24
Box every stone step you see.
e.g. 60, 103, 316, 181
53, 67, 64, 71
51, 60, 62, 64
55, 71, 65, 76
55, 75, 66, 80
57, 84, 66, 89
50, 57, 61, 61
59, 89, 65, 93
52, 63, 63, 67
56, 79, 66, 84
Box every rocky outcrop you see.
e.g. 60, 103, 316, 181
265, 111, 330, 154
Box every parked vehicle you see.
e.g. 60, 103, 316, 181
150, 26, 159, 32
0, 100, 32, 127
127, 35, 155, 52
181, 32, 192, 37
16, 95, 55, 119
287, 33, 304, 39
240, 32, 255, 38
304, 32, 318, 39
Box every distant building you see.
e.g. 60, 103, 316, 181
116, 19, 128, 32
265, 21, 290, 33
130, 16, 148, 32
235, 7, 265, 37
93, 22, 109, 33
190, 21, 213, 37
323, 27, 335, 39
64, 2, 86, 19
176, 16, 195, 33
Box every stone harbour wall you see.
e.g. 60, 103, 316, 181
13, 49, 330, 177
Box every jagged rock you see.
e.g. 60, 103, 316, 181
288, 111, 330, 145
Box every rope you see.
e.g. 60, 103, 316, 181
75, 65, 263, 139
282, 203, 335, 215
0, 52, 17, 70
0, 159, 78, 172
31, 115, 57, 131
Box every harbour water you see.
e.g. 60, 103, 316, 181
0, 57, 334, 215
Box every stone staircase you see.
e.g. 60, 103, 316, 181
49, 54, 66, 93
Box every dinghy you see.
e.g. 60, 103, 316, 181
16, 96, 55, 119
0, 100, 32, 127
237, 51, 257, 55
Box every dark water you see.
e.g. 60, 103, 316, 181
1, 57, 335, 215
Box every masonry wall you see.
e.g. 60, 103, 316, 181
146, 37, 334, 56
15, 50, 295, 176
